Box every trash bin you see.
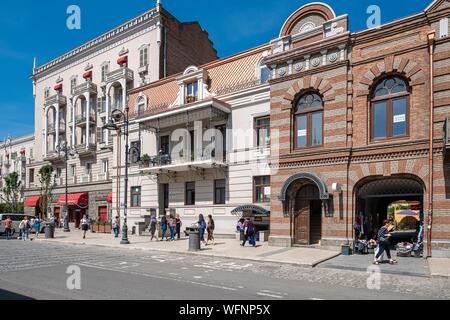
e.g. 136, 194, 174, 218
45, 222, 55, 239
189, 227, 201, 252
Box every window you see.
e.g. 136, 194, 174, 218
139, 46, 149, 68
254, 176, 271, 203
101, 63, 109, 83
97, 97, 107, 113
440, 18, 449, 38
85, 162, 92, 175
371, 76, 409, 141
70, 165, 76, 177
294, 93, 323, 149
214, 179, 226, 205
56, 167, 62, 178
160, 136, 170, 155
30, 148, 33, 159
131, 186, 141, 207
29, 169, 34, 184
44, 88, 50, 99
101, 160, 109, 174
70, 77, 77, 93
185, 81, 198, 104
259, 63, 271, 84
255, 116, 270, 147
185, 182, 195, 206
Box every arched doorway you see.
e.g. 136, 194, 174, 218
354, 175, 425, 243
279, 172, 329, 246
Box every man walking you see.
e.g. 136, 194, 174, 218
241, 217, 256, 247
3, 216, 13, 240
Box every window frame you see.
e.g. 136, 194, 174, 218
185, 181, 196, 206
101, 63, 109, 83
185, 81, 199, 104
253, 176, 271, 204
131, 186, 142, 208
293, 92, 324, 150
370, 77, 410, 142
139, 46, 149, 68
255, 116, 271, 147
214, 179, 226, 205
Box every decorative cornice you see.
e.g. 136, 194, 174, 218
33, 8, 158, 77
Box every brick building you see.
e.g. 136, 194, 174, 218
267, 1, 450, 257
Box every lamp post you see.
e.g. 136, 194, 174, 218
104, 107, 135, 245
56, 140, 77, 232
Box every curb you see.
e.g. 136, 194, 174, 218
36, 238, 337, 268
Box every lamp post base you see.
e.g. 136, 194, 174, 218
121, 224, 130, 245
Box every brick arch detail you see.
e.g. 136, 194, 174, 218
281, 75, 336, 110
356, 55, 426, 97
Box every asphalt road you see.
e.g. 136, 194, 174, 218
0, 240, 443, 300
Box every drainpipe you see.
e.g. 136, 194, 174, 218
427, 31, 435, 258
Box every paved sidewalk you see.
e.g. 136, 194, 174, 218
36, 229, 340, 268
428, 258, 450, 278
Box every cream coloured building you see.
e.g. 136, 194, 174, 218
24, 1, 217, 224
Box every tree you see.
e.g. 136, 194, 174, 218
38, 165, 55, 219
1, 172, 22, 213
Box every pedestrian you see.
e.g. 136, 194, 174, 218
175, 214, 182, 240
3, 216, 13, 240
149, 215, 158, 241
241, 217, 256, 247
81, 215, 89, 240
19, 216, 30, 241
206, 214, 215, 246
198, 214, 207, 246
374, 220, 398, 265
237, 218, 245, 240
160, 215, 168, 241
54, 216, 59, 228
112, 216, 120, 238
33, 216, 42, 239
168, 215, 176, 241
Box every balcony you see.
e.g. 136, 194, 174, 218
44, 151, 64, 163
47, 121, 66, 134
75, 114, 96, 127
75, 143, 97, 157
68, 176, 77, 185
106, 67, 134, 84
79, 174, 92, 184
97, 172, 110, 182
139, 152, 227, 175
72, 81, 97, 96
45, 94, 67, 107
54, 177, 64, 186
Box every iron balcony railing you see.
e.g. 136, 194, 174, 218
72, 81, 98, 96
75, 114, 96, 126
45, 94, 67, 107
106, 67, 134, 84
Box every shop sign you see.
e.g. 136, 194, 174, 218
393, 114, 406, 123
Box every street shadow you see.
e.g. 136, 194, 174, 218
0, 289, 35, 301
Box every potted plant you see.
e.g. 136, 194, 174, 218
104, 222, 112, 233
141, 154, 151, 167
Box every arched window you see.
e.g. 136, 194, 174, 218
294, 92, 323, 149
259, 61, 271, 84
371, 76, 409, 140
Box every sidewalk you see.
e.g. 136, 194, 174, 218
36, 229, 340, 268
428, 258, 450, 278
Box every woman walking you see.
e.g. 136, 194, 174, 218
33, 216, 42, 239
19, 216, 30, 241
206, 215, 215, 246
80, 215, 89, 240
160, 215, 168, 241
168, 216, 176, 241
242, 217, 256, 247
198, 214, 207, 246
149, 215, 158, 241
112, 216, 120, 238
374, 220, 398, 265
175, 214, 182, 240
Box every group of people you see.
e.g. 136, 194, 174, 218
1, 215, 42, 241
237, 217, 257, 247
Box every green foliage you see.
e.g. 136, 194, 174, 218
1, 172, 22, 213
38, 164, 55, 218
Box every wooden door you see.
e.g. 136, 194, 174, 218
295, 199, 310, 245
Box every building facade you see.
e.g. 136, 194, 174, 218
114, 45, 273, 235
0, 134, 35, 206
266, 0, 450, 257
24, 2, 217, 225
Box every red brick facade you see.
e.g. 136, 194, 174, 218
266, 1, 450, 256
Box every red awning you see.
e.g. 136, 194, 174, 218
107, 192, 113, 203
57, 193, 89, 207
24, 196, 41, 208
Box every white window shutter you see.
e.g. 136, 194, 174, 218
440, 18, 449, 38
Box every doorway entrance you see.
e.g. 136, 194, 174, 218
294, 185, 322, 245
99, 206, 108, 222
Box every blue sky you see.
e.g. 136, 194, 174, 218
0, 0, 429, 139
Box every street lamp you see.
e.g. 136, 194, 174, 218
104, 107, 138, 245
56, 140, 77, 232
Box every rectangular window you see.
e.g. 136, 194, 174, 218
85, 163, 92, 175
29, 169, 35, 184
185, 81, 198, 104
131, 186, 141, 208
30, 148, 33, 159
101, 160, 109, 174
214, 179, 226, 205
70, 165, 76, 177
56, 168, 62, 178
185, 182, 195, 206
162, 184, 169, 210
254, 176, 271, 203
71, 78, 77, 92
392, 97, 407, 137
296, 115, 307, 148
373, 101, 388, 139
140, 47, 148, 68
160, 136, 170, 155
44, 88, 50, 99
255, 116, 270, 147
101, 64, 109, 83
311, 112, 323, 146
440, 18, 449, 38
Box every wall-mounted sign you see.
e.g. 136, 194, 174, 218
393, 114, 406, 123
298, 129, 307, 137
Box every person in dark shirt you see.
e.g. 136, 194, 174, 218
374, 220, 398, 265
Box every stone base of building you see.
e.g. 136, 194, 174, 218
268, 235, 293, 247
